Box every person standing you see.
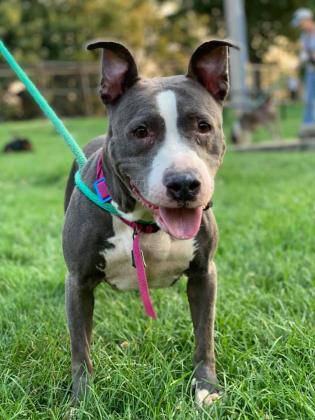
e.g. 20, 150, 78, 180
292, 8, 315, 138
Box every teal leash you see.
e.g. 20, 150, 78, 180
0, 41, 164, 318
0, 40, 126, 219
0, 41, 86, 169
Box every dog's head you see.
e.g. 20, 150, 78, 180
88, 40, 237, 239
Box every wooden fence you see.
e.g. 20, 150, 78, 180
0, 60, 294, 120
0, 61, 103, 119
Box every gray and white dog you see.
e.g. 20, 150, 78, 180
63, 39, 236, 407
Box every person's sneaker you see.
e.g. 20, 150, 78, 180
299, 124, 315, 140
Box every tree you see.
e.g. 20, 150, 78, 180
159, 0, 315, 63
2, 0, 315, 70
0, 0, 211, 75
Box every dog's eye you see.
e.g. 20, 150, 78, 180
133, 125, 149, 139
198, 121, 212, 133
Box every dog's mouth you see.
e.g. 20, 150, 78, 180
129, 180, 203, 240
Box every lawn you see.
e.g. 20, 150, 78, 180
0, 116, 314, 419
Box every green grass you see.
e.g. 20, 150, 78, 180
0, 116, 314, 419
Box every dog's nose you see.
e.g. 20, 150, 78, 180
164, 172, 201, 202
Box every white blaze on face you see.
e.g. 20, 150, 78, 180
147, 89, 213, 207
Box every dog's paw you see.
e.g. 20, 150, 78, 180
195, 388, 221, 407
192, 378, 222, 407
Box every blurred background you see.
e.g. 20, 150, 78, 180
1, 0, 314, 146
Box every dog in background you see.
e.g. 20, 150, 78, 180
3, 137, 33, 153
231, 94, 280, 144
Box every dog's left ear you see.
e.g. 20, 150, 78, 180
87, 41, 138, 104
187, 40, 239, 102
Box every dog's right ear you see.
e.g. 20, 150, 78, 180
87, 41, 138, 104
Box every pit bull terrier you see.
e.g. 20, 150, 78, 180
63, 39, 236, 407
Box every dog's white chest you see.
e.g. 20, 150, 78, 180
100, 219, 195, 290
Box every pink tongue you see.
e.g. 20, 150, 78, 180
159, 207, 203, 240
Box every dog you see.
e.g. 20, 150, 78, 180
3, 137, 33, 153
63, 39, 237, 407
231, 94, 279, 144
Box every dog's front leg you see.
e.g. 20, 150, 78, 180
65, 274, 95, 402
187, 261, 220, 407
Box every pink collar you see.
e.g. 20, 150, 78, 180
94, 154, 159, 319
